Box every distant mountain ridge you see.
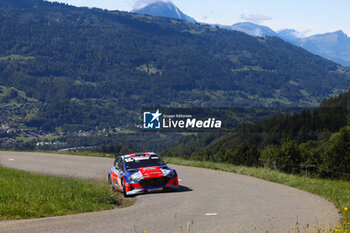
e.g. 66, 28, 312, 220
133, 2, 350, 67
226, 22, 350, 67
297, 30, 350, 67
223, 22, 278, 37
132, 1, 196, 23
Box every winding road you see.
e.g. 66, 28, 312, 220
0, 151, 339, 233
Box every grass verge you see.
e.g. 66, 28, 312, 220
0, 149, 115, 158
56, 151, 115, 158
0, 165, 133, 220
163, 157, 350, 231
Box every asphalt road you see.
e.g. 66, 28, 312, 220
0, 151, 339, 233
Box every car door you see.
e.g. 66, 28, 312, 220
111, 157, 122, 190
116, 157, 124, 189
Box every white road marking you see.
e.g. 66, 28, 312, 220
178, 179, 182, 182
205, 213, 217, 216
8, 158, 14, 161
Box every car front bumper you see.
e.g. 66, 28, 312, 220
125, 177, 179, 196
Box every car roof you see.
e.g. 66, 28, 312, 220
119, 152, 158, 159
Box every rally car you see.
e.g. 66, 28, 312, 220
107, 152, 179, 197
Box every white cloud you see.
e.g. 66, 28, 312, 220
240, 14, 272, 24
295, 29, 312, 38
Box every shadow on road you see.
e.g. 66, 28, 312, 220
132, 185, 193, 197
177, 185, 193, 193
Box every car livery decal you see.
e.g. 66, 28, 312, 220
138, 166, 163, 178
111, 172, 118, 182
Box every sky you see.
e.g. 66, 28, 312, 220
48, 0, 350, 36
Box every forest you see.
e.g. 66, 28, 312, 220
163, 91, 350, 179
0, 0, 350, 132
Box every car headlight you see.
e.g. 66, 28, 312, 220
163, 169, 175, 178
129, 172, 142, 182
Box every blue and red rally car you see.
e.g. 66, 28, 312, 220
108, 152, 179, 197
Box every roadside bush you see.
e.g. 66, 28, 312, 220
319, 126, 350, 179
219, 142, 260, 167
261, 140, 301, 173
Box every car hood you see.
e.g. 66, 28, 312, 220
138, 166, 164, 178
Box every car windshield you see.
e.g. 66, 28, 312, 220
125, 155, 166, 170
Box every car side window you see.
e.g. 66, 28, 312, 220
114, 157, 123, 171
118, 158, 123, 171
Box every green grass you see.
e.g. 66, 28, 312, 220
163, 157, 350, 226
231, 65, 263, 72
262, 97, 292, 105
300, 89, 309, 97
0, 86, 38, 103
56, 151, 115, 158
136, 64, 161, 75
0, 150, 115, 158
181, 29, 203, 35
0, 165, 132, 220
289, 80, 299, 86
74, 80, 97, 87
0, 54, 35, 61
112, 129, 137, 134
39, 134, 62, 141
14, 136, 35, 142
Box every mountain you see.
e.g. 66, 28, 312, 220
132, 1, 196, 23
277, 29, 303, 42
134, 1, 350, 67
298, 30, 350, 67
279, 30, 350, 67
0, 0, 350, 133
223, 22, 278, 37
229, 22, 350, 67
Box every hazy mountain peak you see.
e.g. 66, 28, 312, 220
132, 1, 196, 23
331, 30, 348, 40
313, 30, 346, 37
229, 22, 277, 37
278, 29, 306, 40
334, 30, 346, 35
220, 22, 350, 66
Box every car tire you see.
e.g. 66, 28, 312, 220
108, 175, 114, 191
121, 179, 128, 197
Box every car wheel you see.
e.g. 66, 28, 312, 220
108, 175, 114, 191
121, 179, 128, 197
